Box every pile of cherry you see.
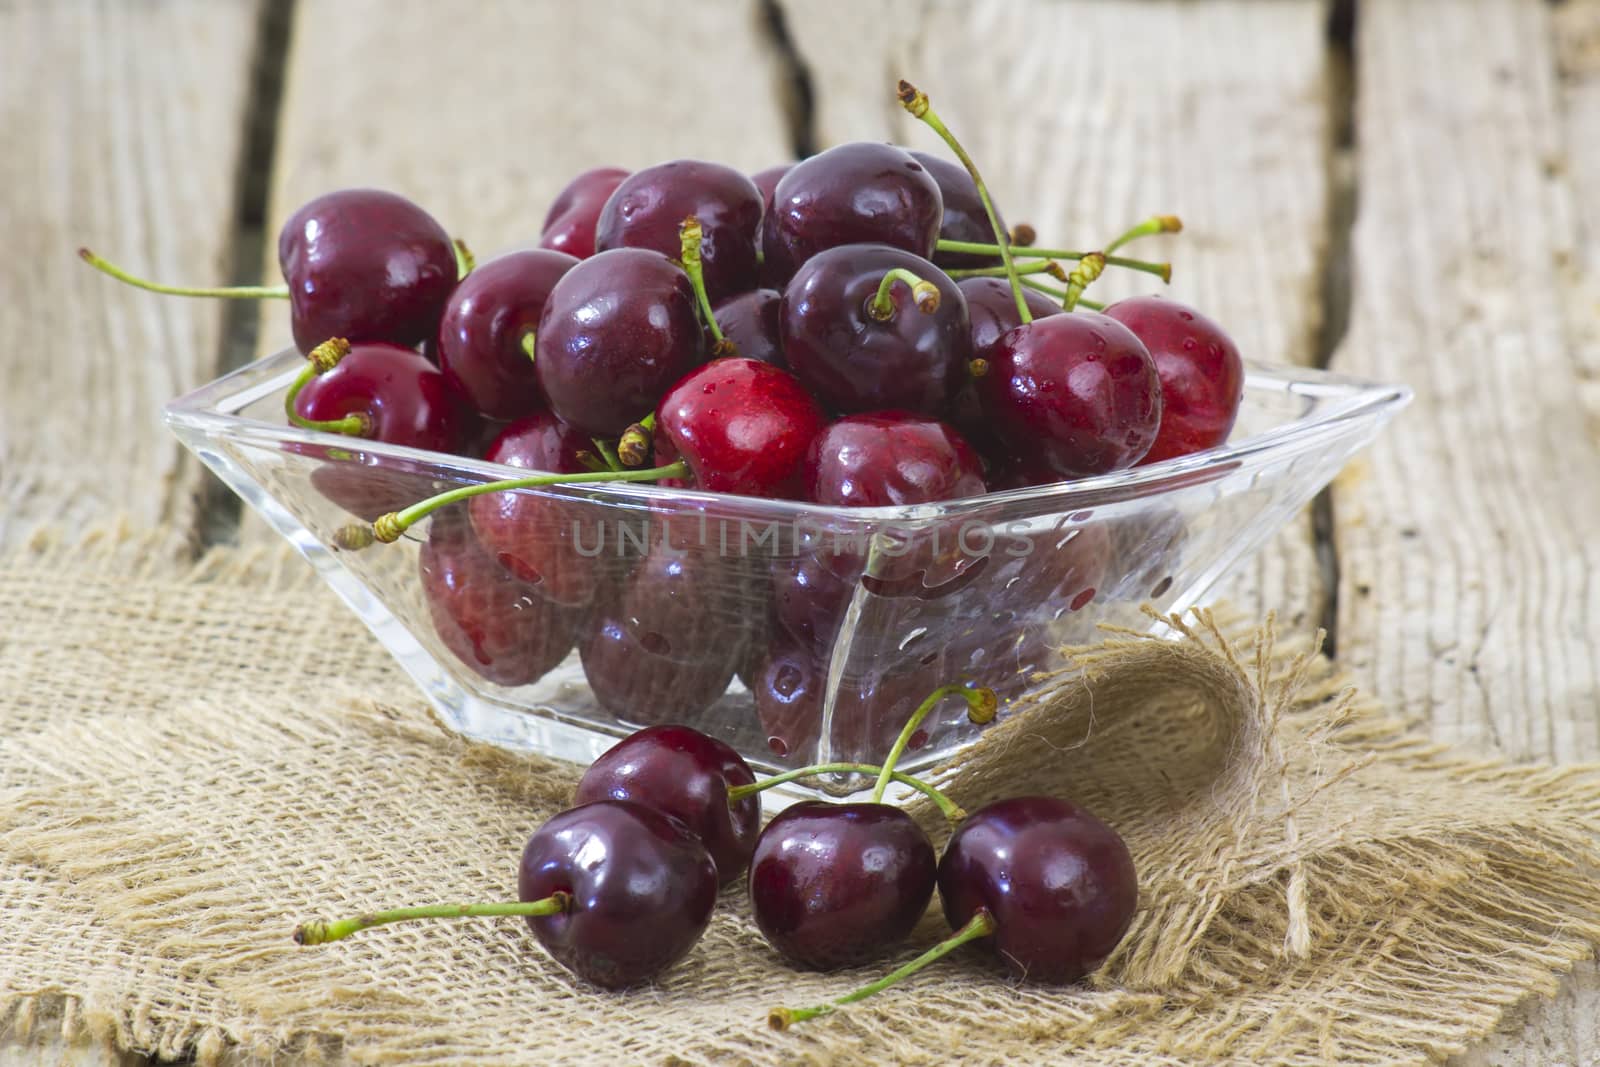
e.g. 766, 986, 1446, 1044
291, 692, 1138, 1029
83, 80, 1242, 765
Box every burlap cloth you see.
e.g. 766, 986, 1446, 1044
2, 525, 1599, 1065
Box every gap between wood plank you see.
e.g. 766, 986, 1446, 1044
759, 0, 818, 158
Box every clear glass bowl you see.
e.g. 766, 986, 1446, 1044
166, 349, 1408, 803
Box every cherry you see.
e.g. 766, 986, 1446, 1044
468, 411, 600, 608
762, 142, 943, 286
752, 637, 826, 759
749, 163, 793, 214
909, 151, 1004, 271
939, 796, 1138, 983
293, 800, 717, 989
771, 548, 857, 654
709, 288, 784, 367
748, 802, 937, 970
653, 357, 827, 498
1102, 296, 1244, 464
535, 248, 706, 436
978, 312, 1163, 476
278, 189, 458, 352
573, 724, 759, 885
289, 340, 477, 454
958, 276, 1061, 359
419, 508, 580, 686
595, 160, 763, 303
805, 413, 986, 507
436, 249, 578, 420
539, 166, 630, 260
982, 449, 1061, 490
781, 244, 970, 416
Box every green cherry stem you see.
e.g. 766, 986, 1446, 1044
869, 268, 941, 320
78, 247, 290, 299
768, 909, 998, 1029
294, 892, 570, 945
680, 216, 736, 356
898, 79, 1030, 325
947, 259, 1068, 282
453, 238, 476, 278
1104, 214, 1182, 255
592, 436, 625, 472
1061, 252, 1106, 312
1017, 276, 1105, 311
871, 684, 997, 805
337, 461, 690, 548
617, 412, 656, 468
727, 763, 966, 822
284, 338, 369, 436
521, 331, 537, 364
935, 240, 1171, 283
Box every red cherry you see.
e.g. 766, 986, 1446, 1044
749, 163, 794, 215
805, 413, 986, 507
710, 288, 784, 367
909, 151, 1005, 270
539, 167, 630, 259
1103, 296, 1244, 463
958, 276, 1061, 358
977, 313, 1163, 477
436, 249, 578, 420
293, 341, 476, 454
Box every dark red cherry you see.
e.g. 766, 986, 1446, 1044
539, 167, 630, 260
436, 249, 578, 420
293, 341, 477, 453
762, 142, 943, 286
984, 449, 1061, 490
958, 277, 1062, 358
749, 801, 937, 970
771, 548, 857, 653
574, 725, 759, 885
596, 159, 763, 303
749, 163, 794, 215
938, 795, 1138, 983
752, 637, 826, 760
909, 151, 1004, 270
469, 411, 598, 608
710, 288, 784, 367
419, 508, 580, 686
781, 244, 970, 415
1103, 296, 1245, 464
278, 189, 456, 353
518, 800, 718, 988
653, 358, 827, 498
805, 413, 986, 507
535, 248, 706, 436
978, 312, 1163, 477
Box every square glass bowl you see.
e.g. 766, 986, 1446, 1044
166, 350, 1407, 801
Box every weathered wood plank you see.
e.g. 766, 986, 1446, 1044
0, 0, 265, 554
775, 0, 1335, 630
1331, 0, 1600, 764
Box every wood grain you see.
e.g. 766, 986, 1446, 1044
0, 0, 264, 554
774, 0, 1335, 630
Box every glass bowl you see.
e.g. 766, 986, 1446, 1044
166, 349, 1408, 804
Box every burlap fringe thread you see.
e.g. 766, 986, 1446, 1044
1, 530, 1599, 1064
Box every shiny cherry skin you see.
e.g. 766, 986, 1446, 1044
1103, 296, 1245, 464
938, 795, 1138, 983
518, 800, 718, 988
596, 160, 763, 304
978, 312, 1163, 477
535, 248, 706, 436
469, 411, 598, 608
419, 508, 580, 686
436, 249, 578, 420
762, 143, 943, 286
805, 412, 986, 507
710, 288, 784, 367
278, 188, 456, 353
749, 801, 937, 970
294, 341, 476, 453
750, 163, 794, 215
653, 358, 827, 498
574, 725, 759, 885
958, 277, 1061, 358
539, 166, 630, 260
909, 151, 1004, 270
781, 244, 970, 416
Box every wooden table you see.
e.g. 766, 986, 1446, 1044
4, 0, 1597, 1061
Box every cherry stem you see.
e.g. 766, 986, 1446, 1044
679, 215, 734, 353
336, 460, 690, 548
869, 268, 941, 320
1062, 252, 1106, 312
935, 240, 1170, 283
617, 412, 656, 468
948, 260, 1067, 282
768, 909, 998, 1029
899, 80, 1029, 325
293, 892, 570, 946
78, 247, 290, 299
871, 684, 997, 805
1104, 214, 1182, 255
521, 331, 537, 364
284, 338, 369, 436
592, 437, 625, 472
1017, 276, 1104, 311
453, 238, 476, 278
726, 762, 966, 822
